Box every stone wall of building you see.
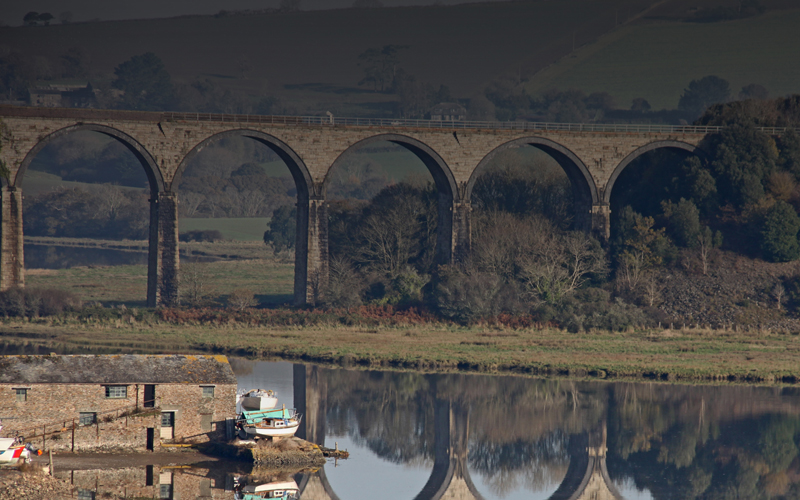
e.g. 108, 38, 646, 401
0, 381, 236, 450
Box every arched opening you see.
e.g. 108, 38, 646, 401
452, 138, 601, 322
174, 130, 312, 307
321, 134, 456, 308
606, 141, 708, 303
17, 125, 162, 307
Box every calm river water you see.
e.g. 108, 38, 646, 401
52, 360, 800, 499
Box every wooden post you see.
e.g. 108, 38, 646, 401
48, 450, 53, 476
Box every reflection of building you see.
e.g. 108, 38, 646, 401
56, 464, 231, 500
0, 355, 237, 451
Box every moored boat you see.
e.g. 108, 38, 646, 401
234, 478, 300, 500
0, 438, 40, 465
237, 407, 302, 439
237, 389, 279, 411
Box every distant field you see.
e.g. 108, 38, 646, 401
179, 217, 270, 241
0, 0, 659, 110
25, 257, 295, 307
22, 170, 147, 197
527, 10, 800, 110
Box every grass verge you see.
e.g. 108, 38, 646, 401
1, 315, 799, 385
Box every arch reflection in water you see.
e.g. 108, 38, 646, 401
291, 364, 800, 500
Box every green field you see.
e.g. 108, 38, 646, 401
179, 217, 271, 241
25, 257, 295, 307
526, 10, 800, 110
0, 0, 660, 112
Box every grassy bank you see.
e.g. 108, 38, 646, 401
2, 315, 799, 385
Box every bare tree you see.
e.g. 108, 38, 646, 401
180, 261, 213, 307
521, 231, 606, 304
95, 184, 126, 219
773, 282, 786, 311
642, 272, 663, 307
228, 289, 257, 311
179, 192, 205, 217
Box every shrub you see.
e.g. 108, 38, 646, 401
761, 201, 800, 262
0, 287, 82, 318
179, 230, 223, 242
432, 265, 521, 324
323, 257, 363, 308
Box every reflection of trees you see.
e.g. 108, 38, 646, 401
608, 383, 800, 499
469, 432, 569, 497
326, 369, 435, 464
325, 369, 609, 492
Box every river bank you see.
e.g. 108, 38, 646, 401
1, 319, 799, 384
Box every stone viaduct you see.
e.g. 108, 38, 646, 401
0, 105, 727, 306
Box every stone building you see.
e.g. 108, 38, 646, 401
430, 102, 467, 121
0, 354, 237, 451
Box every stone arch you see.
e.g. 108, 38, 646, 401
174, 129, 315, 305
465, 137, 598, 232
322, 133, 459, 265
15, 123, 164, 193
172, 129, 313, 198
322, 133, 457, 201
603, 140, 702, 205
13, 123, 175, 306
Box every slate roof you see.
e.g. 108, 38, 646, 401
0, 355, 237, 385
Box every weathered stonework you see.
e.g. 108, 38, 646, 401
57, 465, 230, 499
0, 106, 712, 305
0, 354, 237, 451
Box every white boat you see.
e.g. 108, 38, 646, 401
0, 438, 39, 465
242, 479, 300, 499
234, 478, 300, 500
237, 407, 302, 439
237, 389, 279, 411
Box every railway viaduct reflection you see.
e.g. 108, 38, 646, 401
292, 365, 624, 500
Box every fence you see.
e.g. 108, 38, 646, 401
161, 111, 793, 135
6, 400, 159, 452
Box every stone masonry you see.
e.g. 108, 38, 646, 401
0, 106, 714, 306
0, 354, 237, 452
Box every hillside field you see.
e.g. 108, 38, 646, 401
0, 0, 659, 113
526, 10, 800, 110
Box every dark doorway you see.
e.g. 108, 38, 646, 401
144, 385, 155, 407
146, 428, 154, 451
145, 465, 154, 485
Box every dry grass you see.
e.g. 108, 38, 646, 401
3, 319, 800, 384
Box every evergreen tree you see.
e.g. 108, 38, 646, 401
761, 201, 800, 262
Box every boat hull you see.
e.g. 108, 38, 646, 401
242, 422, 300, 438
240, 395, 278, 411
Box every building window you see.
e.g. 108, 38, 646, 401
15, 388, 27, 402
159, 484, 173, 499
201, 386, 214, 398
105, 386, 127, 399
79, 412, 96, 426
77, 489, 96, 500
161, 412, 174, 428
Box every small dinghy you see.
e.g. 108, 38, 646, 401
237, 389, 279, 411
